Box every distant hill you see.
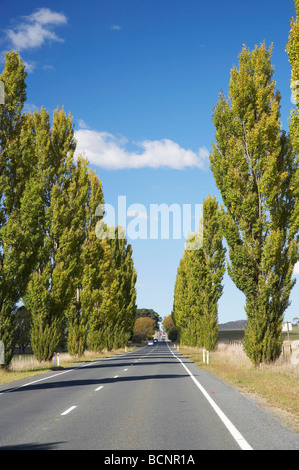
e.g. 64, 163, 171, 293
219, 320, 247, 330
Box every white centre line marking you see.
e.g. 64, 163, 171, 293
168, 344, 253, 451
61, 406, 77, 416
114, 375, 119, 378
124, 368, 128, 371
95, 385, 104, 391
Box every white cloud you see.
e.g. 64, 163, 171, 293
23, 102, 38, 113
74, 128, 209, 170
23, 60, 36, 73
111, 25, 122, 31
5, 8, 67, 51
43, 64, 55, 71
28, 8, 67, 26
77, 119, 90, 129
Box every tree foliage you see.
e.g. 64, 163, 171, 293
286, 0, 299, 238
172, 195, 225, 349
0, 51, 37, 366
162, 315, 178, 342
210, 43, 299, 365
133, 317, 155, 340
87, 227, 137, 352
0, 51, 137, 365
136, 308, 162, 330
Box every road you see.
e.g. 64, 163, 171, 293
0, 341, 298, 451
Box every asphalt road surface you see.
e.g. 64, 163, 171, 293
0, 341, 298, 451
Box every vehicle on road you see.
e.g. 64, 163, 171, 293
148, 339, 154, 346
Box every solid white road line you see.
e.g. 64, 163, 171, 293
61, 406, 77, 415
168, 344, 253, 451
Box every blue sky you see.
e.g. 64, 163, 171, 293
1, 0, 299, 324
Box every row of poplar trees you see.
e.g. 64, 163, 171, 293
0, 51, 137, 367
173, 195, 226, 352
173, 1, 299, 366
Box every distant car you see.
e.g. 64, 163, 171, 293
148, 339, 154, 346
153, 338, 158, 343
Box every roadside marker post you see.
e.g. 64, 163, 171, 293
0, 341, 5, 365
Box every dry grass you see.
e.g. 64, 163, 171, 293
179, 341, 299, 433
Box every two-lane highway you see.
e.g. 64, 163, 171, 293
0, 341, 298, 450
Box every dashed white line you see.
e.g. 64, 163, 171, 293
95, 385, 104, 391
61, 406, 77, 416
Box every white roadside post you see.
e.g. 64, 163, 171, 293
0, 341, 5, 365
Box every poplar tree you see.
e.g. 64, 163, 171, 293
113, 238, 137, 348
24, 108, 79, 361
0, 51, 43, 366
86, 226, 137, 352
173, 247, 204, 346
79, 172, 105, 352
172, 196, 225, 349
88, 234, 121, 351
286, 0, 299, 237
200, 195, 226, 351
62, 158, 94, 356
210, 43, 298, 365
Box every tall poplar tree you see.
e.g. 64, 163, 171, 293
87, 225, 137, 352
172, 248, 203, 346
53, 155, 91, 356
172, 196, 225, 349
0, 51, 44, 366
210, 43, 298, 365
112, 236, 137, 348
24, 107, 79, 361
71, 171, 104, 355
87, 234, 120, 351
286, 0, 299, 238
200, 195, 226, 351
